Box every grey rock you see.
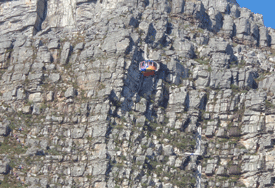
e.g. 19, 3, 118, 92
171, 0, 185, 14
0, 123, 9, 136
48, 39, 60, 49
92, 161, 108, 175
46, 91, 54, 102
228, 127, 240, 137
173, 39, 194, 58
45, 64, 56, 71
217, 166, 226, 176
65, 87, 76, 98
49, 73, 60, 83
2, 91, 12, 102
17, 88, 26, 100
184, 1, 205, 20
71, 164, 86, 177
163, 145, 174, 156
135, 98, 147, 113
36, 46, 52, 63
205, 163, 215, 175
25, 146, 43, 156
0, 40, 13, 49
216, 128, 227, 138
23, 106, 31, 114
235, 18, 250, 35
136, 155, 146, 163
40, 140, 49, 150
209, 38, 232, 54
34, 39, 43, 48
116, 38, 130, 54
205, 126, 215, 137
32, 103, 41, 115
166, 59, 188, 85
71, 127, 86, 139
221, 15, 234, 37
259, 26, 269, 47
74, 42, 84, 51
228, 165, 240, 175
28, 72, 43, 81
92, 124, 107, 137
29, 92, 42, 103
163, 183, 173, 188
60, 42, 72, 65
13, 35, 26, 47
0, 162, 9, 174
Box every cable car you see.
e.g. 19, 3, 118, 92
139, 60, 160, 77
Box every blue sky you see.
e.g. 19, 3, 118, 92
237, 0, 275, 29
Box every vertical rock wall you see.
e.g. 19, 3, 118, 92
0, 0, 275, 187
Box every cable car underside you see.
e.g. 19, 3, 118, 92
139, 60, 160, 77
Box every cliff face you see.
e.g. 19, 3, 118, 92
1, 0, 275, 187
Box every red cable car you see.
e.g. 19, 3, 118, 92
139, 60, 159, 77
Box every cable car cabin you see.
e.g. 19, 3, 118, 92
139, 60, 159, 77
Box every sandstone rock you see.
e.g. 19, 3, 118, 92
171, 0, 185, 14
29, 93, 42, 103
60, 42, 72, 65
205, 163, 215, 175
75, 42, 84, 51
46, 91, 54, 102
228, 165, 241, 175
65, 87, 76, 98
32, 103, 41, 115
163, 145, 174, 156
0, 162, 9, 174
0, 123, 9, 136
23, 106, 32, 114
49, 73, 60, 83
48, 39, 60, 49
71, 127, 86, 139
71, 164, 86, 177
228, 127, 240, 137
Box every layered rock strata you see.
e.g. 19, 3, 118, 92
1, 0, 275, 187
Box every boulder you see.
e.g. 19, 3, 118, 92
29, 93, 42, 103
71, 127, 86, 139
60, 42, 72, 65
0, 162, 9, 174
228, 165, 241, 175
71, 164, 86, 177
49, 73, 60, 83
74, 42, 84, 51
171, 0, 185, 14
0, 123, 9, 136
23, 106, 31, 114
205, 163, 215, 175
228, 127, 240, 137
48, 39, 60, 49
65, 87, 76, 98
163, 145, 174, 156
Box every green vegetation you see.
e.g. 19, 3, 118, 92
265, 100, 275, 109
232, 43, 238, 47
0, 137, 27, 155
98, 83, 106, 90
194, 57, 209, 65
238, 59, 246, 68
230, 84, 239, 93
207, 66, 212, 72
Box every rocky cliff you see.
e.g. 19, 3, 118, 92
0, 0, 275, 187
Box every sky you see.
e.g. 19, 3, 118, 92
237, 0, 275, 29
